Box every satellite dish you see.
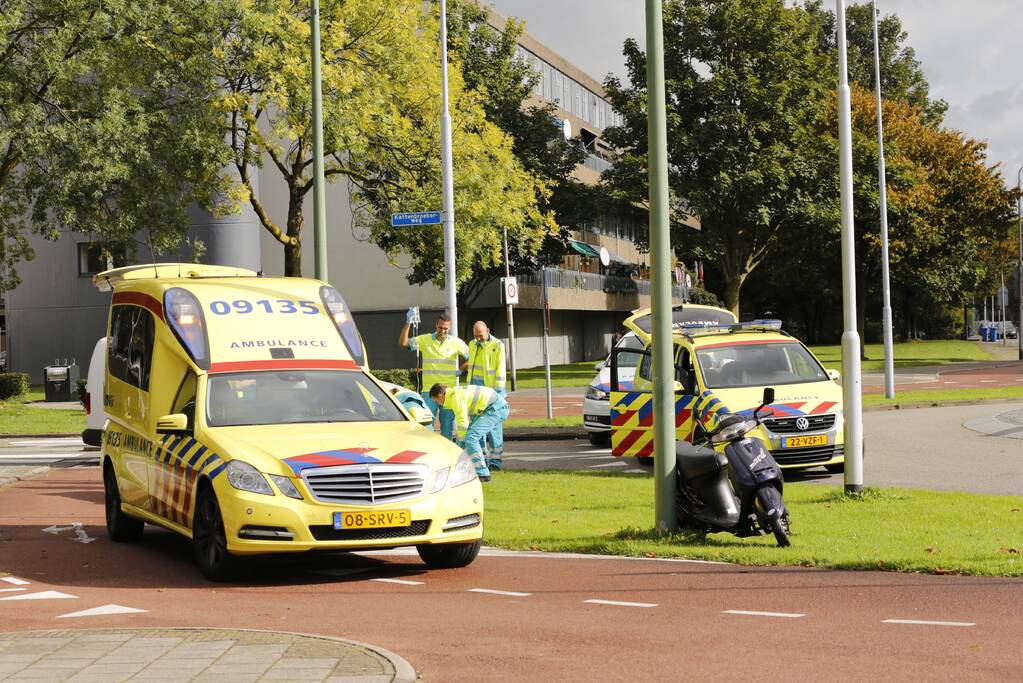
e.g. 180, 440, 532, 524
599, 247, 610, 267
562, 118, 572, 140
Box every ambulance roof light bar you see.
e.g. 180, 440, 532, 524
93, 263, 258, 291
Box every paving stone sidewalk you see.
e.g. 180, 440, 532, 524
0, 628, 416, 683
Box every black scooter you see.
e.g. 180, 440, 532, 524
675, 388, 791, 547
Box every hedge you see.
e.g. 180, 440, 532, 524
0, 372, 30, 401
371, 368, 417, 391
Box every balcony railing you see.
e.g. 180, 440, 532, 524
519, 267, 689, 300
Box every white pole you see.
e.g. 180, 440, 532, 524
503, 224, 517, 391
837, 0, 864, 494
871, 0, 895, 398
1001, 272, 1007, 344
541, 269, 553, 419
439, 0, 458, 333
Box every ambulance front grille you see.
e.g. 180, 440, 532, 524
763, 414, 836, 434
301, 463, 428, 505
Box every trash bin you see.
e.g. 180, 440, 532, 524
980, 326, 991, 342
43, 361, 80, 402
991, 327, 999, 342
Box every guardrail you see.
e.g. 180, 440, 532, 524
519, 268, 688, 300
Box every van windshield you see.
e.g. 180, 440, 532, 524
206, 370, 405, 427
696, 342, 827, 389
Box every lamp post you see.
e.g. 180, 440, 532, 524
646, 0, 677, 531
1016, 166, 1022, 360
310, 0, 327, 281
837, 0, 864, 494
871, 0, 895, 398
439, 0, 458, 332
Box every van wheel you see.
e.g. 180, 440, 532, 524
417, 540, 482, 569
104, 464, 143, 542
193, 485, 240, 581
588, 431, 610, 446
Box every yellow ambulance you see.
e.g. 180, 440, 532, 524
95, 264, 483, 580
610, 305, 844, 472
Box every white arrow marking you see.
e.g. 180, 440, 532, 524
1, 577, 30, 585
0, 591, 77, 601
723, 610, 805, 618
56, 604, 148, 619
0, 588, 27, 593
882, 619, 975, 627
42, 523, 95, 544
468, 588, 531, 597
585, 599, 658, 608
371, 578, 424, 586
42, 524, 77, 535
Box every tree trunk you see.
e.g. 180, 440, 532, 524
723, 273, 746, 318
284, 190, 304, 277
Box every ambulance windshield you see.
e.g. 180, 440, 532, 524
206, 371, 405, 427
696, 342, 827, 389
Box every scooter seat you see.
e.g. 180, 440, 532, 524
675, 442, 727, 479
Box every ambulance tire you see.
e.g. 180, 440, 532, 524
193, 485, 240, 581
636, 456, 654, 467
588, 431, 610, 446
417, 540, 482, 569
104, 463, 143, 543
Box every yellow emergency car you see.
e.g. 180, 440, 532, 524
94, 264, 483, 580
610, 305, 844, 472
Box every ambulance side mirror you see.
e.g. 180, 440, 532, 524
827, 368, 841, 382
408, 406, 434, 426
156, 413, 189, 434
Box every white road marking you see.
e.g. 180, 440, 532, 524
980, 380, 996, 383
585, 599, 657, 608
1, 577, 30, 585
882, 619, 975, 627
723, 610, 805, 618
42, 523, 96, 544
942, 381, 958, 384
0, 453, 93, 460
589, 461, 628, 468
0, 590, 77, 601
371, 578, 424, 586
8, 438, 84, 446
56, 604, 148, 619
0, 588, 27, 593
468, 588, 531, 597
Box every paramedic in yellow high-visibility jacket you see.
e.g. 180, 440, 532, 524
399, 312, 469, 439
429, 383, 508, 482
464, 320, 507, 470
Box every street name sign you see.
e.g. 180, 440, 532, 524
391, 211, 442, 227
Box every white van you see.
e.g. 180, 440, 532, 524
82, 337, 107, 447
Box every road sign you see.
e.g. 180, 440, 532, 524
501, 276, 519, 305
390, 211, 442, 227
998, 285, 1008, 306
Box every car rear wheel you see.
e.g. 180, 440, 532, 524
193, 485, 240, 581
104, 464, 143, 542
588, 431, 610, 446
417, 540, 482, 569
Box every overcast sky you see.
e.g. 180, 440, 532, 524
486, 0, 1023, 186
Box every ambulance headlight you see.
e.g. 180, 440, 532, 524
431, 467, 450, 493
268, 474, 303, 499
226, 461, 274, 495
448, 451, 477, 488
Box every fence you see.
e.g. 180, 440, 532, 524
519, 267, 688, 300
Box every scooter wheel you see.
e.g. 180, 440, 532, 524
755, 487, 791, 548
771, 513, 791, 547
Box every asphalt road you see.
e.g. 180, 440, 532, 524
2, 469, 1022, 681
505, 402, 1023, 495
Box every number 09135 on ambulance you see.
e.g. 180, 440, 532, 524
95, 264, 483, 580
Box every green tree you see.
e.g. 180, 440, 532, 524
0, 0, 231, 290
214, 0, 551, 279
602, 0, 833, 315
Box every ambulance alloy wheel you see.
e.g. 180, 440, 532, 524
417, 540, 482, 569
193, 485, 240, 581
104, 463, 143, 542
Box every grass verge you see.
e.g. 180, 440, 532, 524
810, 339, 993, 372
505, 416, 580, 430
484, 470, 1023, 577
862, 386, 1023, 408
0, 403, 85, 435
515, 361, 600, 388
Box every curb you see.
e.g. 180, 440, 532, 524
0, 465, 51, 489
504, 427, 586, 441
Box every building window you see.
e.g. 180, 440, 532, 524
78, 242, 126, 276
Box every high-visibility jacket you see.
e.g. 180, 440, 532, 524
442, 384, 501, 440
409, 333, 469, 390
466, 336, 506, 394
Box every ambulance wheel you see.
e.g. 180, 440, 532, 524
588, 431, 610, 446
417, 540, 482, 569
193, 485, 240, 581
104, 463, 143, 542
636, 456, 654, 467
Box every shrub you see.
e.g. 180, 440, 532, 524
76, 378, 88, 405
688, 285, 723, 307
372, 368, 417, 390
0, 372, 30, 401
